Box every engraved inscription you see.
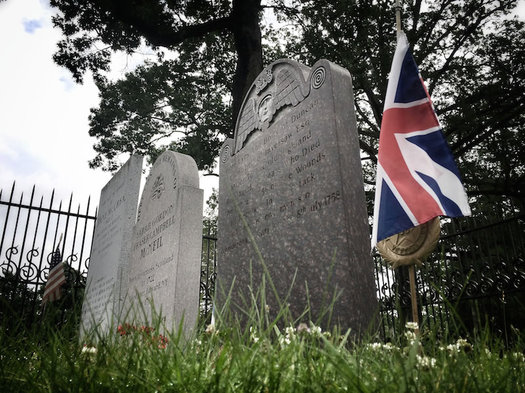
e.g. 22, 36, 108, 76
131, 205, 175, 256
220, 94, 343, 254
161, 153, 178, 189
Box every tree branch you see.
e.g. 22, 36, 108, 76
93, 0, 233, 48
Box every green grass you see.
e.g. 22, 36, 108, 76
1, 301, 524, 393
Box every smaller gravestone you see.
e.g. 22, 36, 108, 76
125, 151, 203, 336
81, 155, 143, 337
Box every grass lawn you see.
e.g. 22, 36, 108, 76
1, 309, 524, 393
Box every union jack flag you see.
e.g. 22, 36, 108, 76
371, 32, 471, 249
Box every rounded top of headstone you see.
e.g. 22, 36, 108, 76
154, 150, 199, 188
137, 150, 199, 222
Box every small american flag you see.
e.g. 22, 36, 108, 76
42, 246, 66, 305
371, 32, 471, 249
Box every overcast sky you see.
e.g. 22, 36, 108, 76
1, 0, 523, 211
0, 0, 219, 211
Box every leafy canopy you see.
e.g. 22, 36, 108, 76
50, 0, 263, 172
277, 0, 524, 212
50, 0, 525, 212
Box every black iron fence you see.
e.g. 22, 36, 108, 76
2, 182, 524, 338
0, 183, 96, 325
376, 210, 525, 340
200, 230, 217, 323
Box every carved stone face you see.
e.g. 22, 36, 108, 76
258, 94, 273, 125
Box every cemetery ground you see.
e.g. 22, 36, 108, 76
1, 290, 524, 393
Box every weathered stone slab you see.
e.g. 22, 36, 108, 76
81, 155, 143, 337
217, 59, 377, 334
125, 151, 203, 335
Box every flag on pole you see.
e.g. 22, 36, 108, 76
42, 246, 66, 305
371, 32, 471, 249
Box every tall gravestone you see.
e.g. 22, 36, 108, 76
81, 155, 143, 337
125, 151, 203, 335
217, 59, 377, 333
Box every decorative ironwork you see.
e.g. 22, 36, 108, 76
0, 182, 97, 322
2, 182, 524, 337
1, 246, 90, 286
375, 210, 525, 339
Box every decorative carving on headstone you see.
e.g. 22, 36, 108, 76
151, 175, 165, 200
234, 62, 311, 153
311, 66, 326, 89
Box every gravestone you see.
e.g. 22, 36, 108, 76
81, 155, 143, 337
217, 59, 377, 333
125, 151, 203, 335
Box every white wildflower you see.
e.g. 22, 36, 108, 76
366, 342, 397, 351
405, 322, 419, 330
456, 338, 469, 348
249, 326, 259, 343
444, 338, 472, 354
310, 324, 323, 337
404, 330, 417, 343
81, 345, 97, 354
383, 342, 396, 351
367, 342, 383, 350
416, 355, 436, 369
285, 325, 295, 338
205, 323, 216, 335
296, 323, 310, 334
512, 352, 525, 362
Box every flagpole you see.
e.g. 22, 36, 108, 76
393, 0, 420, 333
395, 0, 402, 33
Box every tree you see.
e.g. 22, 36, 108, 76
51, 0, 524, 208
277, 0, 524, 214
50, 0, 265, 171
87, 39, 234, 171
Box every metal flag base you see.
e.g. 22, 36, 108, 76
377, 217, 440, 332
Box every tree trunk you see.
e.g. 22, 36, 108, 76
230, 0, 263, 136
